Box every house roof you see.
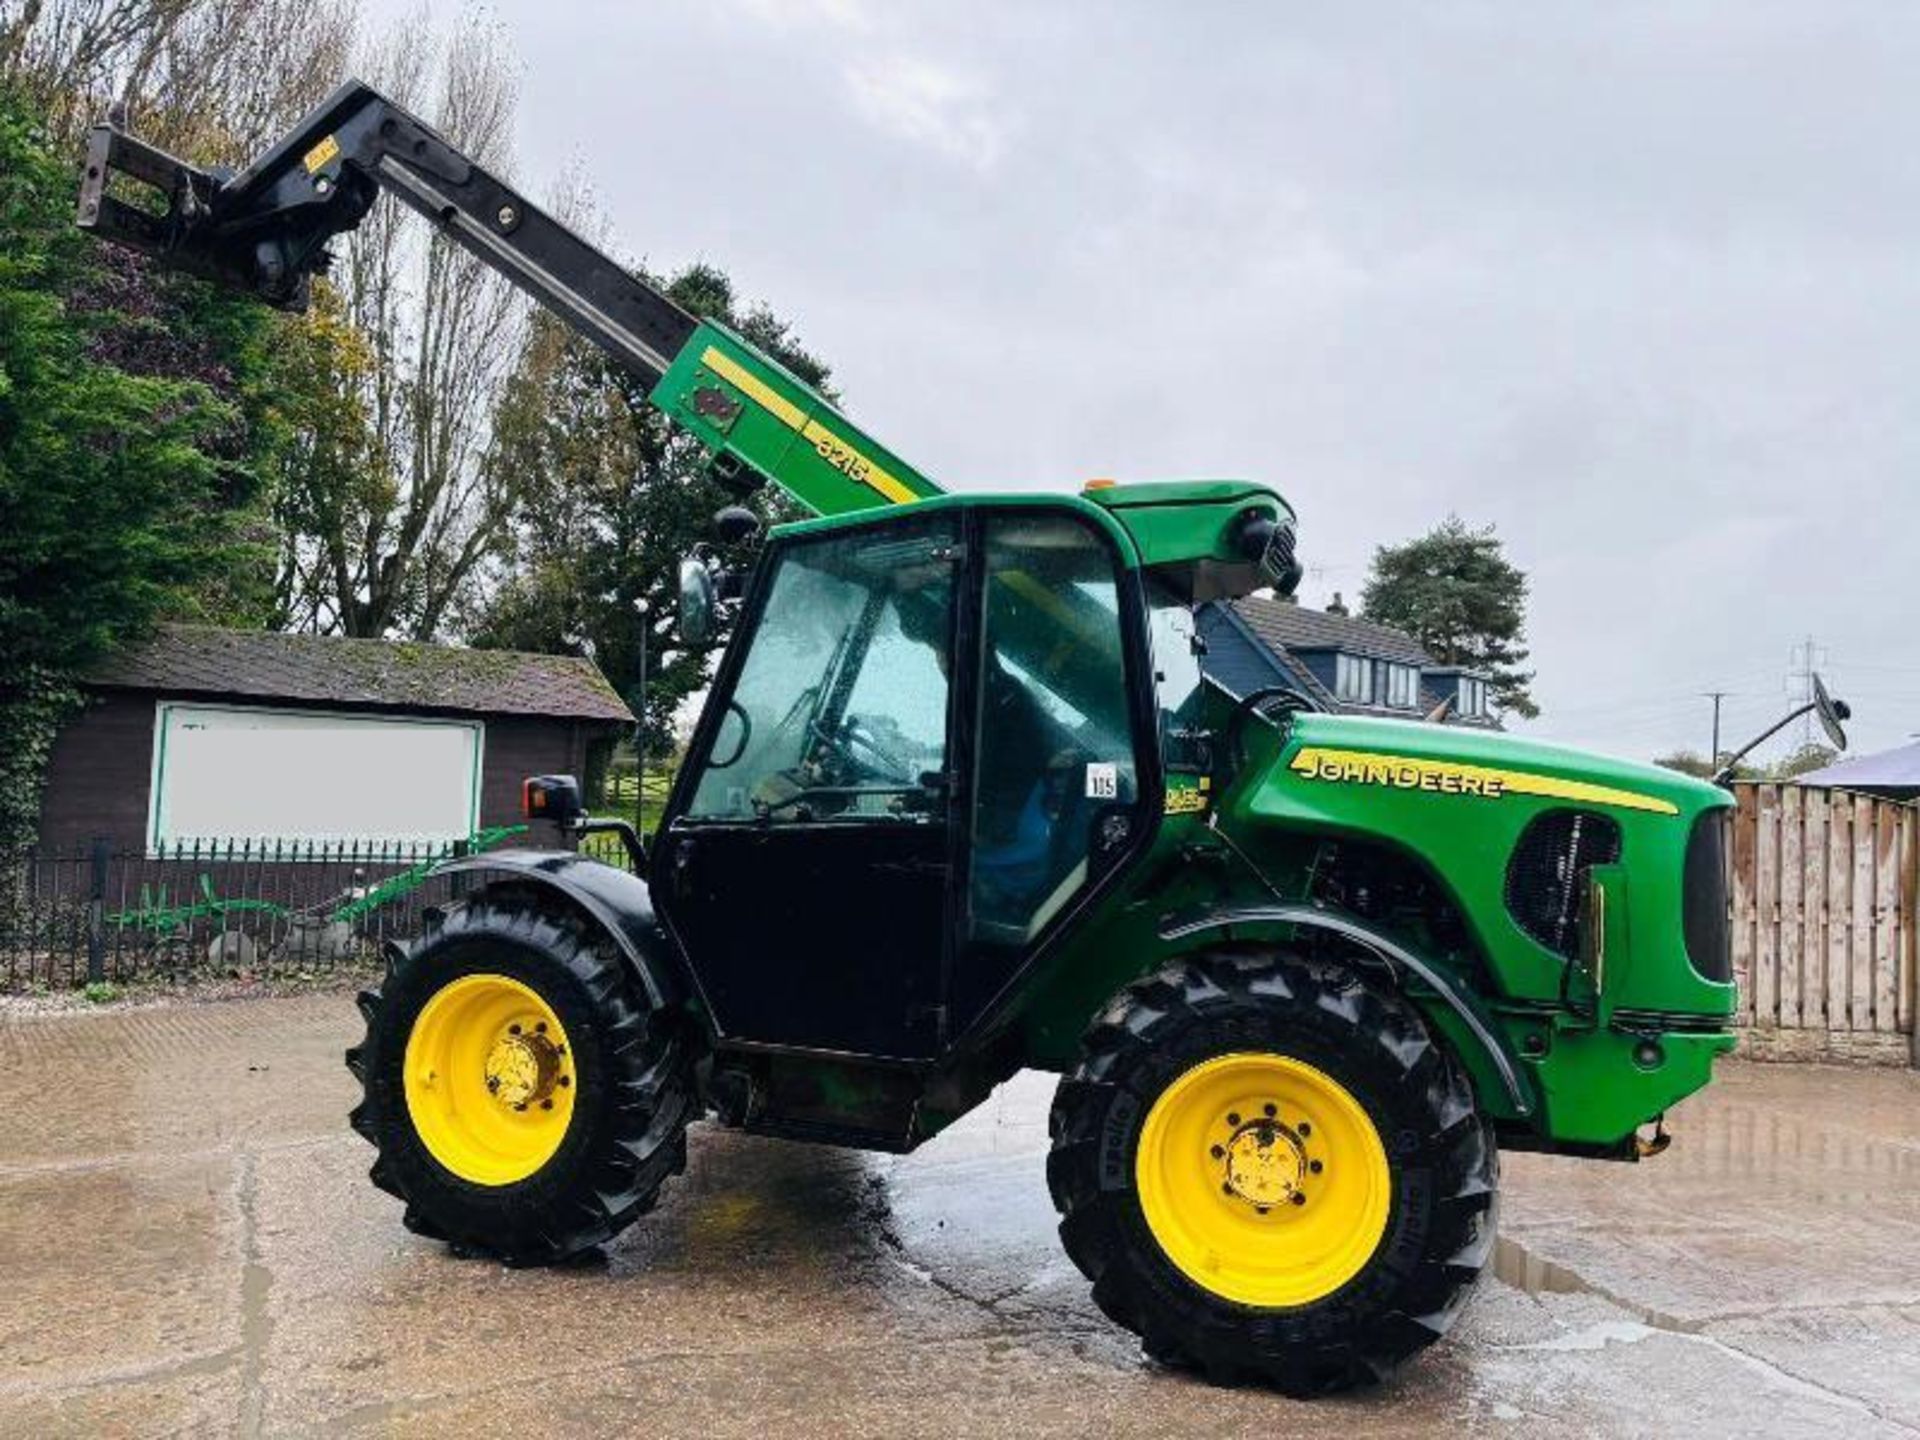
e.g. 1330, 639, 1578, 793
1794, 740, 1920, 795
87, 625, 634, 724
1229, 596, 1433, 665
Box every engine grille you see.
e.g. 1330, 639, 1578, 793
1683, 809, 1732, 982
1505, 809, 1622, 959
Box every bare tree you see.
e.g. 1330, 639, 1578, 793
1, 0, 355, 155
274, 11, 530, 638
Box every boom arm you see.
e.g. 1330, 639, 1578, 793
77, 80, 941, 519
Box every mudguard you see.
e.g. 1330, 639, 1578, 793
1158, 903, 1536, 1117
431, 851, 687, 1011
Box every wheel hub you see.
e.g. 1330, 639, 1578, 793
404, 974, 577, 1187
484, 1027, 561, 1110
1223, 1121, 1306, 1208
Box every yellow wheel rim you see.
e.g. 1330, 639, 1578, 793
403, 973, 577, 1187
1134, 1052, 1391, 1308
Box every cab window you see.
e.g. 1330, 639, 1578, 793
969, 515, 1138, 945
685, 519, 955, 824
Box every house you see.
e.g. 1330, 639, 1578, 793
38, 625, 634, 854
1197, 593, 1500, 727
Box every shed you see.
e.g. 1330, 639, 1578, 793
39, 625, 634, 854
1793, 740, 1920, 802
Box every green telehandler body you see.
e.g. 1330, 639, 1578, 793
79, 80, 1752, 1392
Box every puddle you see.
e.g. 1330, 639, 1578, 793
1492, 1234, 1593, 1299
1491, 1232, 1704, 1335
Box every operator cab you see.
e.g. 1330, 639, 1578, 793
657, 501, 1176, 1058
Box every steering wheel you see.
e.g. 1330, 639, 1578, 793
810, 716, 913, 785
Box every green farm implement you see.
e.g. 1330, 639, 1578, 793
78, 80, 1800, 1391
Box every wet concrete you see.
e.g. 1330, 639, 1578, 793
3, 994, 1918, 1437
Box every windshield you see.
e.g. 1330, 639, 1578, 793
685, 520, 955, 822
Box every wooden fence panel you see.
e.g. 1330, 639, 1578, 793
1852, 793, 1876, 1031
1727, 783, 1917, 1062
1778, 786, 1804, 1029
1730, 784, 1757, 1026
1876, 805, 1902, 1033
1754, 785, 1780, 1029
1802, 789, 1828, 1026
1827, 793, 1854, 1031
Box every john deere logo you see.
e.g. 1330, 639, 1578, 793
1288, 747, 1678, 816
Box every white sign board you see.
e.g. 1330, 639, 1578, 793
148, 703, 484, 851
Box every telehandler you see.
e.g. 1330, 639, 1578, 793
78, 81, 1797, 1391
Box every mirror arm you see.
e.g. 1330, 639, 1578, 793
1711, 703, 1813, 787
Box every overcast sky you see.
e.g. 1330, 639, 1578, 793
368, 1, 1916, 763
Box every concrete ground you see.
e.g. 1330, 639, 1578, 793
3, 995, 1919, 1438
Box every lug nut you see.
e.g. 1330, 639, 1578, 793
1309, 1159, 1323, 1174
1222, 1183, 1234, 1196
514, 1102, 527, 1112
486, 1076, 500, 1093
535, 1021, 547, 1034
1226, 1112, 1241, 1127
509, 1023, 522, 1035
1209, 1143, 1224, 1159
541, 1099, 553, 1110
558, 1076, 571, 1088
1263, 1102, 1277, 1118
1297, 1122, 1311, 1137
1291, 1192, 1306, 1206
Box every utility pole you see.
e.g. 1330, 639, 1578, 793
1704, 691, 1728, 768
633, 597, 650, 846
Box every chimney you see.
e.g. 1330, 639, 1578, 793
1326, 591, 1349, 617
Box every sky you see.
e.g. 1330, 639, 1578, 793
363, 0, 1917, 764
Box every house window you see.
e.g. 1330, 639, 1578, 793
1458, 677, 1488, 717
1384, 663, 1419, 709
1335, 653, 1373, 704
148, 703, 484, 851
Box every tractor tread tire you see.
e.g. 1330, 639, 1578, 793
1046, 948, 1497, 1395
346, 887, 694, 1266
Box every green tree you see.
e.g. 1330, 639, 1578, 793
1653, 749, 1762, 782
1768, 742, 1838, 781
471, 262, 828, 776
0, 86, 275, 852
1360, 515, 1538, 719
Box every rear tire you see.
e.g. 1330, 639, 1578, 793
1046, 949, 1496, 1394
346, 888, 695, 1265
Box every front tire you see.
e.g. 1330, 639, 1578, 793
345, 889, 695, 1264
1046, 950, 1496, 1393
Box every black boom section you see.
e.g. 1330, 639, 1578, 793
78, 81, 698, 387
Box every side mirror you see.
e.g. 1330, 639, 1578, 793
713, 505, 761, 546
1813, 673, 1851, 752
678, 555, 718, 645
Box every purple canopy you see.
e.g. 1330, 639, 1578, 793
1795, 739, 1920, 798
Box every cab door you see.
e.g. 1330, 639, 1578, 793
652, 515, 959, 1059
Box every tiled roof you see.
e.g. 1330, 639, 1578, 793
87, 625, 634, 724
1229, 597, 1432, 665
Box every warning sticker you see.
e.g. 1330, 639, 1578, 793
1085, 762, 1118, 800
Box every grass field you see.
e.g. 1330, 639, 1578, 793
578, 768, 676, 868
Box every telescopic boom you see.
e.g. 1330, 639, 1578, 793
77, 80, 942, 519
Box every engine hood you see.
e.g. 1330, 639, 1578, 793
1276, 712, 1725, 819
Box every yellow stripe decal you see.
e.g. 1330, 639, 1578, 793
700, 346, 917, 505
1288, 747, 1678, 816
702, 346, 806, 429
